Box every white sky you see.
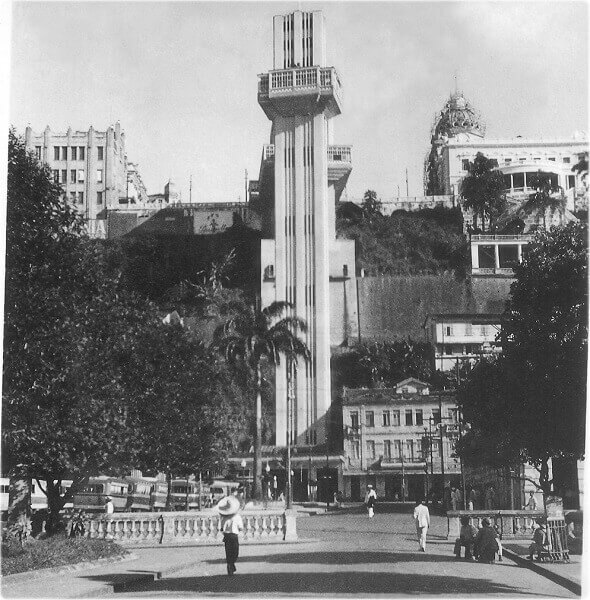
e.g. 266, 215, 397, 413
5, 1, 589, 203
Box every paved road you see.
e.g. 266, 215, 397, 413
118, 511, 578, 597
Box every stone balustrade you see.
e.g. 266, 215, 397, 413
81, 509, 297, 547
447, 510, 545, 540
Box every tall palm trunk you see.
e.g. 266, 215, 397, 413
253, 363, 263, 501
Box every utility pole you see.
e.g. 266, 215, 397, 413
244, 169, 248, 204
189, 173, 192, 204
405, 168, 409, 196
439, 396, 446, 493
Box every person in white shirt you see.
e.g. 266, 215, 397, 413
365, 485, 377, 518
413, 498, 430, 552
216, 496, 244, 575
104, 496, 114, 514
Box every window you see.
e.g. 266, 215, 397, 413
96, 191, 103, 205
70, 169, 77, 184
444, 345, 452, 354
0, 485, 9, 493
445, 326, 453, 336
405, 410, 413, 426
78, 192, 84, 204
79, 146, 85, 161
461, 159, 470, 171
350, 412, 359, 429
432, 409, 441, 425
366, 411, 375, 427
366, 440, 375, 459
481, 325, 488, 336
264, 265, 275, 279
53, 169, 59, 183
563, 157, 571, 164
548, 157, 556, 162
392, 410, 400, 426
61, 146, 68, 160
69, 191, 76, 203
382, 411, 390, 427
405, 439, 414, 460
71, 146, 77, 160
465, 323, 473, 336
343, 264, 348, 277
78, 169, 85, 182
97, 146, 104, 160
567, 175, 576, 189
504, 158, 512, 164
97, 169, 103, 183
383, 440, 392, 459
35, 146, 42, 160
415, 409, 423, 426
394, 440, 402, 459
351, 440, 360, 459
54, 146, 60, 160
61, 169, 67, 184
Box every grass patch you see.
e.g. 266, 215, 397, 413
1, 534, 128, 576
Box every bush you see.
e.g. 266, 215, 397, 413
1, 534, 128, 576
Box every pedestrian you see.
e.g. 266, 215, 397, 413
216, 495, 244, 576
468, 487, 478, 510
450, 486, 458, 511
104, 496, 114, 514
527, 519, 548, 561
523, 490, 538, 530
413, 498, 430, 552
474, 517, 499, 563
365, 485, 377, 518
454, 515, 477, 559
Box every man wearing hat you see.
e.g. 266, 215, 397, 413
104, 496, 114, 514
528, 519, 548, 561
365, 485, 377, 518
216, 496, 244, 575
474, 517, 500, 563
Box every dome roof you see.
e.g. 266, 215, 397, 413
432, 92, 485, 140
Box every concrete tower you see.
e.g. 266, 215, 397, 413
258, 11, 353, 449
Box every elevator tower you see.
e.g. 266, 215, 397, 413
258, 11, 353, 448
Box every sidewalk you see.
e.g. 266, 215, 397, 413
502, 541, 582, 595
1, 546, 216, 598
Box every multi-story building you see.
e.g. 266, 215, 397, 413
341, 378, 461, 502
24, 122, 142, 237
424, 313, 502, 371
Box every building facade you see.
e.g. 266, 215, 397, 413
341, 379, 461, 502
424, 313, 502, 371
25, 123, 129, 229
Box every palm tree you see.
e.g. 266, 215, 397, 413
460, 152, 506, 233
523, 171, 565, 230
212, 301, 310, 502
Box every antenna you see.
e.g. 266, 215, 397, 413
454, 70, 458, 95
190, 173, 192, 203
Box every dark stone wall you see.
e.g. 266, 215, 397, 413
357, 273, 514, 342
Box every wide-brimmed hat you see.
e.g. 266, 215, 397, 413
367, 484, 373, 489
216, 495, 240, 516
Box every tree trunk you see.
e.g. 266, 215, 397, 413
165, 471, 172, 510
538, 458, 553, 497
7, 470, 31, 542
252, 364, 263, 501
45, 479, 66, 535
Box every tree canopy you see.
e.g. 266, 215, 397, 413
460, 152, 506, 233
2, 130, 247, 531
457, 223, 587, 492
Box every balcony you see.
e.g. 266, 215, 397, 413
258, 66, 343, 119
262, 143, 351, 172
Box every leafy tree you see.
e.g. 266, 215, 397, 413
457, 223, 587, 494
361, 190, 383, 223
460, 152, 506, 232
212, 302, 310, 500
522, 171, 565, 230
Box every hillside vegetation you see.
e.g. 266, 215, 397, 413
336, 200, 469, 278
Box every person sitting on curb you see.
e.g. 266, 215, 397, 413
528, 519, 548, 561
474, 517, 499, 564
454, 515, 478, 560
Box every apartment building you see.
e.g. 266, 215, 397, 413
341, 378, 461, 501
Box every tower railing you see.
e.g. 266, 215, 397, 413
258, 67, 342, 103
262, 144, 351, 164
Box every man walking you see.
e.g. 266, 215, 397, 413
413, 498, 430, 552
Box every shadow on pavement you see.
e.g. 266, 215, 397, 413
126, 571, 545, 596
200, 550, 503, 565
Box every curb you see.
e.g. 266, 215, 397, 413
1, 552, 137, 585
503, 548, 581, 596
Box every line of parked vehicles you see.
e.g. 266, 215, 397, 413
1, 474, 241, 515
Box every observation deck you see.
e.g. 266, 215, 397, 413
258, 66, 343, 119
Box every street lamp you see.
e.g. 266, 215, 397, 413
240, 459, 247, 501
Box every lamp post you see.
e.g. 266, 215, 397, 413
240, 459, 247, 502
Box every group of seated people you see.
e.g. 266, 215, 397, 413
455, 516, 551, 563
454, 516, 503, 563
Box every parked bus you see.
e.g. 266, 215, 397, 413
73, 477, 128, 513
